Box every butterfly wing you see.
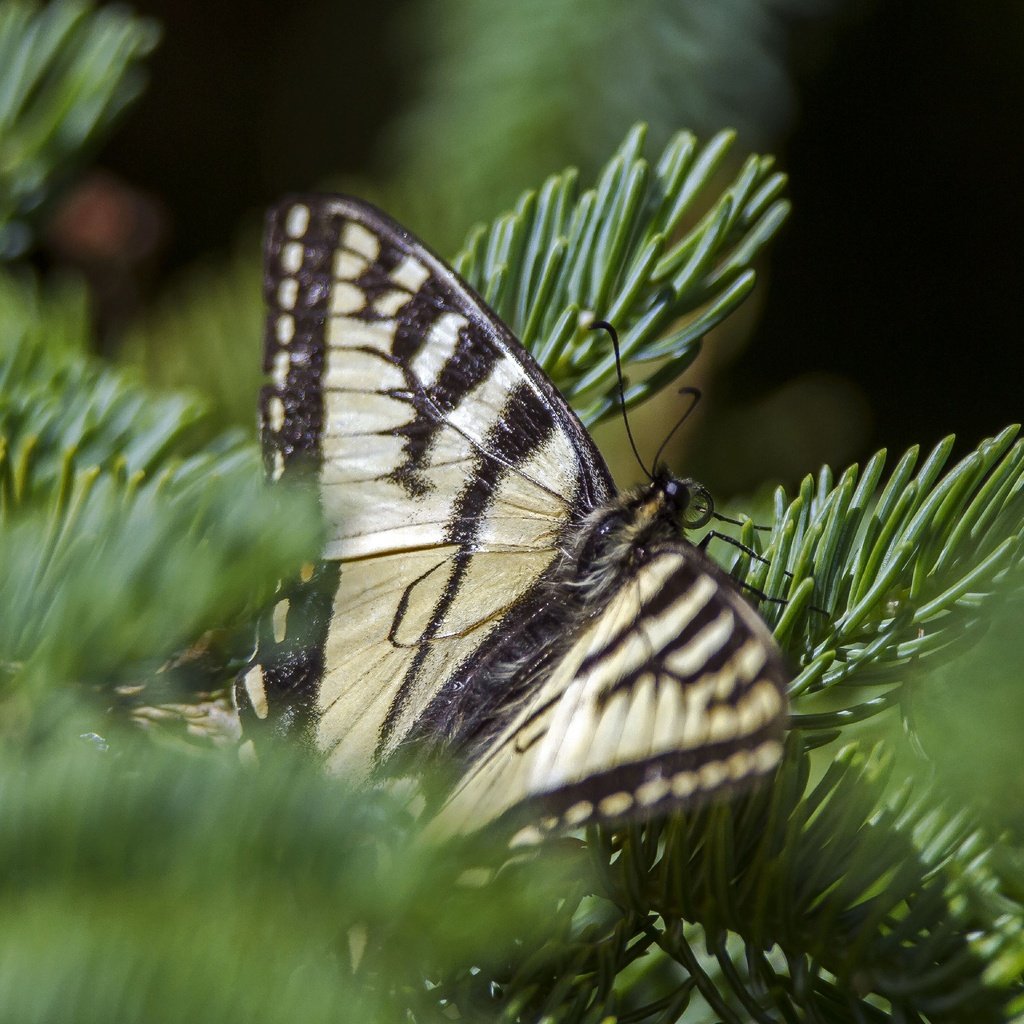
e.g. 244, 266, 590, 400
430, 542, 789, 840
242, 195, 614, 779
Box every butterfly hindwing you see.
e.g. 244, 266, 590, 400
431, 544, 787, 839
241, 193, 790, 838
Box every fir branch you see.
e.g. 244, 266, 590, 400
453, 123, 788, 426
425, 742, 1021, 1022
720, 427, 1024, 735
0, 441, 318, 689
0, 0, 159, 258
624, 744, 1014, 1022
0, 271, 209, 486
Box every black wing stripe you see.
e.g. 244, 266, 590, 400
262, 202, 330, 482
584, 574, 722, 692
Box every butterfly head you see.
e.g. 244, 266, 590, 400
659, 472, 715, 530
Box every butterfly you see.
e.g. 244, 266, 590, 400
236, 195, 789, 842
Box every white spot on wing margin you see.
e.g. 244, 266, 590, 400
285, 204, 310, 238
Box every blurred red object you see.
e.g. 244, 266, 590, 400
46, 171, 169, 344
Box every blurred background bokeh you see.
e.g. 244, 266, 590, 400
30, 0, 1024, 499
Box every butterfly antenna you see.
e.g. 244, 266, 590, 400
590, 319, 652, 480
651, 386, 702, 471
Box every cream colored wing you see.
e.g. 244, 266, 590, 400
240, 195, 614, 779
429, 543, 789, 841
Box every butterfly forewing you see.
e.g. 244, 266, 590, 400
241, 193, 790, 838
250, 196, 613, 779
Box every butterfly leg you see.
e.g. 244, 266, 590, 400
697, 530, 787, 607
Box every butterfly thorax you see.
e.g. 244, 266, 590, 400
568, 470, 715, 606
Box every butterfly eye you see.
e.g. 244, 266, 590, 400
683, 483, 714, 529
663, 479, 688, 505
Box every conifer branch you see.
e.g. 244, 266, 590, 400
430, 128, 1024, 1022
733, 427, 1024, 735
0, 271, 319, 700
453, 124, 789, 426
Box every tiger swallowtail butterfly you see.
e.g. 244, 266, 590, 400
236, 195, 788, 842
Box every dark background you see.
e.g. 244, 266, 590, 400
751, 1, 1024, 459
79, 0, 1024, 486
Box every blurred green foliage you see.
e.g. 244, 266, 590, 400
121, 230, 263, 434
910, 601, 1024, 835
383, 0, 850, 250
0, 728, 589, 1024
0, 266, 320, 712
